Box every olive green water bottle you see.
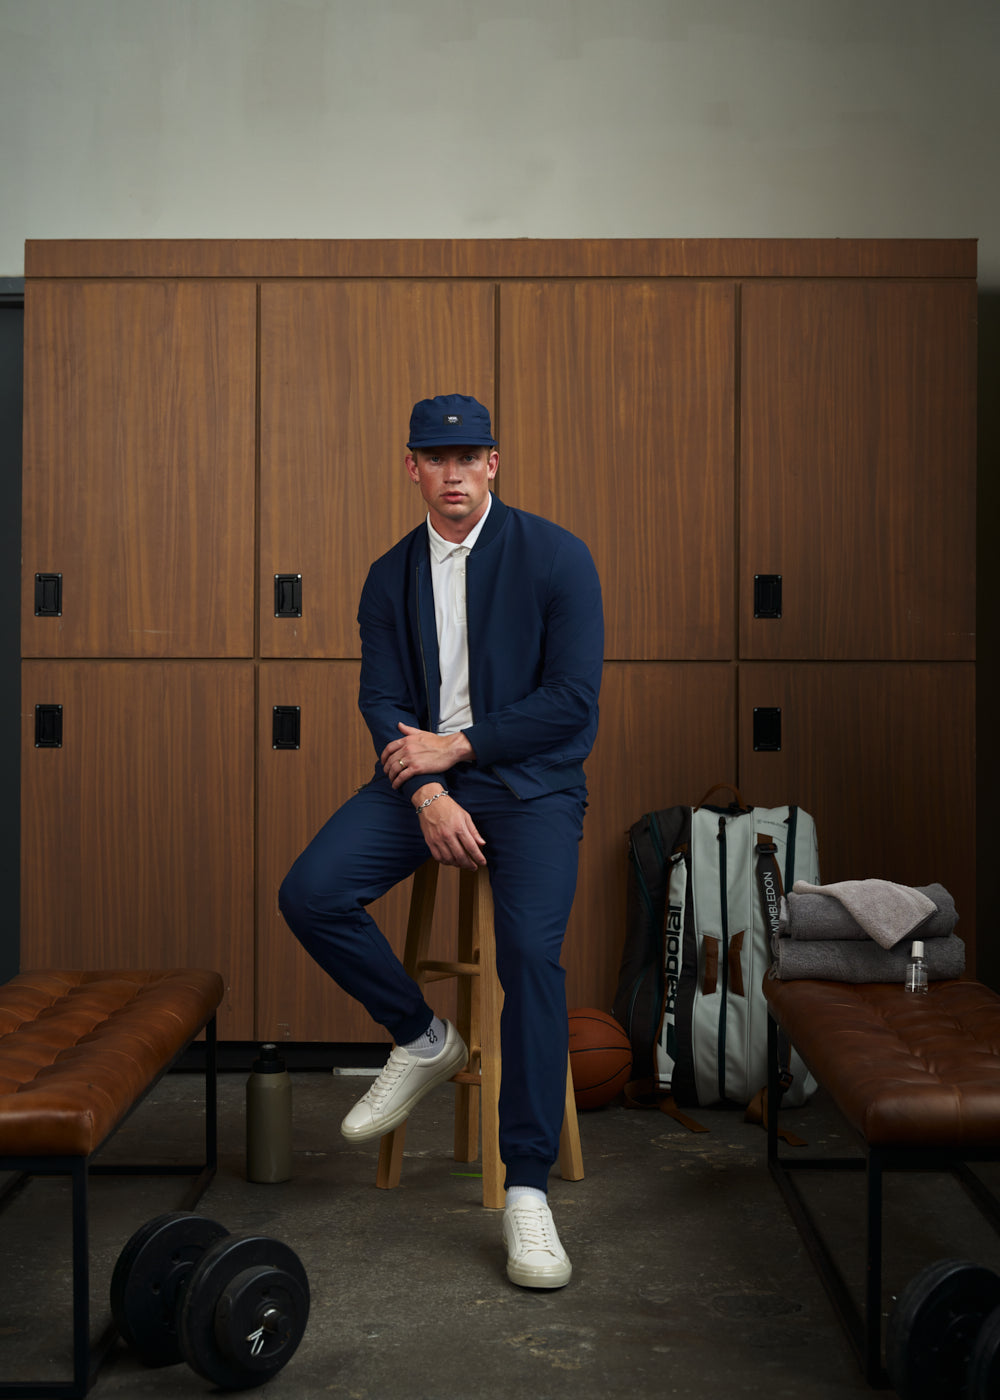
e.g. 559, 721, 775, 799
246, 1043, 293, 1183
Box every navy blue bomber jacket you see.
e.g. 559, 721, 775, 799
358, 495, 604, 802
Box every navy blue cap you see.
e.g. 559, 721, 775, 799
407, 393, 496, 450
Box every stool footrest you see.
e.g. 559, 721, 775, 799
419, 959, 480, 978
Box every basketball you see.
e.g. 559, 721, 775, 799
567, 1008, 633, 1110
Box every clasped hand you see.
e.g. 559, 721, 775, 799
380, 724, 485, 870
380, 723, 473, 789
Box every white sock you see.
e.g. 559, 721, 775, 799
505, 1186, 547, 1209
401, 1015, 448, 1059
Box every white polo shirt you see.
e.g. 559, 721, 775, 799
426, 493, 492, 735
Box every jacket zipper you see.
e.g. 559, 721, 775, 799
465, 548, 522, 801
415, 559, 433, 727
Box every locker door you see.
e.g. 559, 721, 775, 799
21, 661, 255, 1037
499, 281, 736, 661
738, 662, 975, 969
260, 281, 496, 659
565, 661, 737, 1009
256, 661, 461, 1042
22, 281, 256, 658
740, 280, 976, 660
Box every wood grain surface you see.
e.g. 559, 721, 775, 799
741, 280, 977, 660
26, 238, 977, 280
738, 662, 976, 966
500, 280, 735, 659
259, 281, 495, 658
20, 661, 255, 1036
22, 281, 256, 658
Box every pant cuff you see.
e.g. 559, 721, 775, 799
503, 1156, 553, 1193
393, 1005, 434, 1045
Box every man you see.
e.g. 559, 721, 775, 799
279, 393, 603, 1288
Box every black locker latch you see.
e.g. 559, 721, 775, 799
35, 573, 62, 617
753, 707, 781, 752
272, 706, 301, 750
35, 704, 63, 748
274, 574, 302, 618
753, 574, 782, 619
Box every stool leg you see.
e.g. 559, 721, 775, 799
377, 862, 439, 1190
559, 1054, 585, 1182
453, 871, 480, 1164
466, 869, 505, 1210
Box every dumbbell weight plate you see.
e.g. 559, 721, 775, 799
177, 1234, 310, 1390
968, 1303, 1000, 1400
886, 1258, 1000, 1400
110, 1212, 230, 1367
214, 1266, 310, 1383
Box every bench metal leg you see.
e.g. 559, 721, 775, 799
0, 1016, 219, 1399
864, 1150, 884, 1386
765, 1009, 889, 1387
71, 1158, 90, 1397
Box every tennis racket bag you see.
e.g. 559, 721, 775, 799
614, 785, 819, 1109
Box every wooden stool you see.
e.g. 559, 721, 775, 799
376, 860, 584, 1209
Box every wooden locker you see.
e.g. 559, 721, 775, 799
256, 661, 461, 1042
499, 281, 736, 660
740, 280, 977, 661
259, 281, 496, 659
738, 662, 976, 970
22, 281, 256, 658
19, 239, 977, 1033
21, 661, 255, 1036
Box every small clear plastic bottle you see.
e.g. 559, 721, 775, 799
905, 940, 929, 995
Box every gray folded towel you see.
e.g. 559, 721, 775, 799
782, 883, 958, 943
769, 931, 966, 982
790, 879, 941, 949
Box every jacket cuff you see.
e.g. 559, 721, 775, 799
402, 772, 449, 805
462, 722, 496, 767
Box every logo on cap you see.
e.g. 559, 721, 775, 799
445, 414, 462, 425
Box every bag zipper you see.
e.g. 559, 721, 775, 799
716, 814, 729, 1101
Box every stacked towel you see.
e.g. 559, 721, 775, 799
770, 930, 966, 983
781, 883, 958, 944
770, 879, 963, 983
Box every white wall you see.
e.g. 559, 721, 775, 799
1, 0, 997, 281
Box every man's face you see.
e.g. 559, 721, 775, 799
405, 445, 499, 540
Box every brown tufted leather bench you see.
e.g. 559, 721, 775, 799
0, 969, 224, 1399
763, 976, 1000, 1387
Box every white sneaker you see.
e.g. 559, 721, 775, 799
340, 1020, 468, 1142
503, 1197, 572, 1289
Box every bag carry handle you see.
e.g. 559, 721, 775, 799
694, 782, 749, 813
623, 1080, 709, 1133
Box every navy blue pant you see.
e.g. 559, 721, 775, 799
278, 767, 585, 1192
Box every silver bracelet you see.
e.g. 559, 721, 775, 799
415, 789, 449, 814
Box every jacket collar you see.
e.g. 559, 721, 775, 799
414, 493, 508, 565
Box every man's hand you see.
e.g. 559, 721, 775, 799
381, 723, 474, 789
414, 786, 486, 870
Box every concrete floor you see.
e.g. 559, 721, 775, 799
4, 1065, 1000, 1399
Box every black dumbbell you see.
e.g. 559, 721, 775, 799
111, 1212, 310, 1389
886, 1258, 1000, 1400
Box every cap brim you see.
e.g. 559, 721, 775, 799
407, 436, 497, 449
